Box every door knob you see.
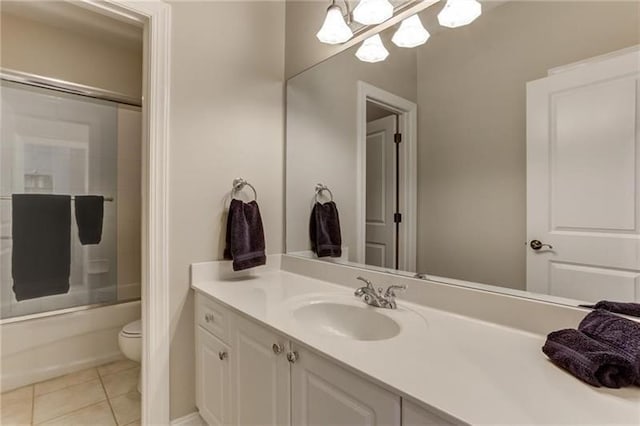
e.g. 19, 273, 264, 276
272, 343, 284, 354
218, 351, 228, 361
530, 240, 553, 250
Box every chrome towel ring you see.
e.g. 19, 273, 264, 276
315, 183, 333, 203
232, 178, 257, 201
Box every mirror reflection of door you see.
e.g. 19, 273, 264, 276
365, 103, 398, 269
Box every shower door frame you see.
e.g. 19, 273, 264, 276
79, 1, 172, 424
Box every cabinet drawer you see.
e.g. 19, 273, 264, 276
196, 294, 230, 343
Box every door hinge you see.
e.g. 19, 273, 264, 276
394, 133, 402, 144
394, 213, 402, 223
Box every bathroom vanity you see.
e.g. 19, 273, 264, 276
192, 256, 640, 426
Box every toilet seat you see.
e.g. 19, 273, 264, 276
120, 320, 142, 338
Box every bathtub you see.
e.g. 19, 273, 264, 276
0, 299, 140, 392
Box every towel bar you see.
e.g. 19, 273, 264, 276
231, 178, 257, 201
0, 195, 114, 202
315, 183, 334, 202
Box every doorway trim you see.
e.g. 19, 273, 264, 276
357, 81, 417, 272
79, 1, 171, 423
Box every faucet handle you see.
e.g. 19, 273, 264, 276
384, 284, 407, 298
356, 276, 374, 290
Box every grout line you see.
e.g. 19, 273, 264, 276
98, 368, 119, 425
32, 377, 107, 425
32, 400, 108, 426
32, 370, 99, 398
30, 384, 35, 426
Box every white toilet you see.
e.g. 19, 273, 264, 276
118, 319, 142, 392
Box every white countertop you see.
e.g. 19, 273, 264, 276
192, 267, 640, 425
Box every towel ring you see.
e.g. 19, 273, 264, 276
315, 183, 333, 203
232, 178, 257, 201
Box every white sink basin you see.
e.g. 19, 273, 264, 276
292, 301, 401, 341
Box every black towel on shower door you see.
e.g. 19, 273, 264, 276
74, 195, 104, 245
11, 194, 71, 301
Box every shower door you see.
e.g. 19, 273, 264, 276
0, 81, 119, 319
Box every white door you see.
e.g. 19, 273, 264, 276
527, 48, 640, 302
366, 115, 396, 268
230, 315, 290, 425
291, 344, 400, 426
196, 326, 231, 426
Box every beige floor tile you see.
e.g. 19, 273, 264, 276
33, 379, 106, 424
97, 359, 138, 377
101, 368, 139, 399
1, 385, 33, 425
34, 368, 99, 396
110, 391, 140, 426
37, 400, 116, 426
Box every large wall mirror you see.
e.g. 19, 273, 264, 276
286, 0, 640, 305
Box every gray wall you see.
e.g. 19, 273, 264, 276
416, 1, 640, 289
0, 11, 142, 99
168, 1, 285, 419
286, 32, 417, 261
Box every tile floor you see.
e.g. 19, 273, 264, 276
1, 359, 140, 426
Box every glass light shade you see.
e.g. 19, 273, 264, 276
391, 15, 430, 48
437, 0, 482, 28
316, 5, 354, 44
353, 0, 394, 25
355, 34, 390, 63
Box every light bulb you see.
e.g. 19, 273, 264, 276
353, 0, 394, 25
355, 34, 389, 63
316, 4, 353, 44
392, 15, 430, 48
437, 0, 482, 28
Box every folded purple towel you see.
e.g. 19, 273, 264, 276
578, 309, 640, 385
542, 329, 636, 388
579, 301, 640, 318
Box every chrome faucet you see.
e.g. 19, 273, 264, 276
355, 276, 407, 309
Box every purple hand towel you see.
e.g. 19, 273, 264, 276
309, 201, 342, 258
578, 309, 640, 385
223, 199, 266, 271
579, 301, 640, 318
542, 329, 636, 388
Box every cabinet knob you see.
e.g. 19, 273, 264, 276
286, 351, 299, 363
218, 351, 228, 361
272, 343, 284, 354
204, 313, 214, 323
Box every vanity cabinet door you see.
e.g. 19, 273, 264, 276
230, 315, 290, 425
196, 326, 231, 426
290, 345, 400, 426
402, 399, 457, 426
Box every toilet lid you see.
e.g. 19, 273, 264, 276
122, 320, 142, 337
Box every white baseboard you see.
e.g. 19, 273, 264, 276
171, 412, 205, 426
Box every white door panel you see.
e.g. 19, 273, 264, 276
291, 345, 400, 426
527, 48, 640, 302
366, 116, 396, 268
231, 314, 290, 425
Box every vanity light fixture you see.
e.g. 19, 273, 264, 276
316, 0, 354, 44
437, 0, 482, 28
353, 0, 394, 25
391, 15, 430, 48
355, 34, 390, 63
